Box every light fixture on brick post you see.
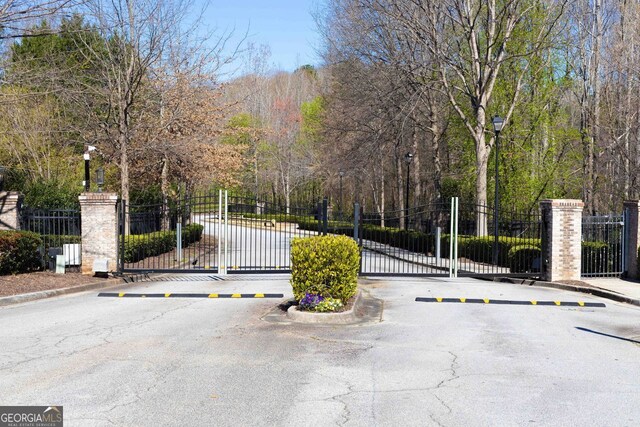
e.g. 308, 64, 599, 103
84, 145, 97, 192
96, 167, 105, 193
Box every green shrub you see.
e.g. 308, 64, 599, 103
296, 218, 542, 271
123, 223, 204, 263
314, 297, 344, 312
182, 224, 204, 245
581, 241, 609, 273
0, 231, 42, 275
508, 245, 541, 273
290, 235, 360, 302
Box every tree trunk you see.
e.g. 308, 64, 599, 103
396, 153, 405, 229
161, 154, 170, 231
411, 120, 422, 208
119, 128, 130, 233
428, 102, 443, 202
474, 118, 490, 236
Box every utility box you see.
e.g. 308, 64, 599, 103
93, 258, 109, 277
48, 247, 63, 271
63, 243, 82, 266
55, 254, 65, 274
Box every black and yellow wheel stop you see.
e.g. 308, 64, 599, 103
99, 292, 284, 298
416, 297, 605, 307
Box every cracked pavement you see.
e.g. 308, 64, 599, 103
1, 275, 639, 426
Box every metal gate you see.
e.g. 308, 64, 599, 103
118, 193, 543, 279
357, 198, 543, 278
21, 207, 82, 271
117, 190, 324, 274
581, 213, 626, 277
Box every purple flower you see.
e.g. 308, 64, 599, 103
299, 293, 324, 310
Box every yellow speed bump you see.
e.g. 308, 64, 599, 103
99, 293, 284, 299
416, 297, 605, 308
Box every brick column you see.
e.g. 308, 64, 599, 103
623, 200, 640, 279
79, 193, 118, 274
0, 192, 24, 230
540, 199, 584, 282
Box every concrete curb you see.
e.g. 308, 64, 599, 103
498, 277, 640, 307
0, 276, 133, 307
286, 291, 363, 324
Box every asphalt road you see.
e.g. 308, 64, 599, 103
1, 275, 639, 426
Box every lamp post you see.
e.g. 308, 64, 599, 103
492, 115, 505, 266
84, 145, 97, 192
404, 152, 413, 230
339, 171, 344, 220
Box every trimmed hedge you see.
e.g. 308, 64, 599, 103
290, 235, 360, 302
455, 236, 541, 267
123, 224, 204, 263
581, 241, 609, 273
508, 245, 541, 273
0, 231, 42, 275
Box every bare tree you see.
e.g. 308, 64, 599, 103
76, 0, 231, 204
0, 0, 77, 40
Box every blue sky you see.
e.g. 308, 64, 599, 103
204, 0, 323, 72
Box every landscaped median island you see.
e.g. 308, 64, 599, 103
287, 234, 362, 323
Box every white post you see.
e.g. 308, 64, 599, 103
449, 199, 454, 278
224, 190, 229, 273
218, 189, 224, 275
453, 197, 459, 277
176, 223, 183, 262
436, 226, 441, 266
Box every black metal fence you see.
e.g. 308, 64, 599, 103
581, 214, 625, 277
20, 208, 82, 271
118, 191, 324, 274
358, 201, 543, 277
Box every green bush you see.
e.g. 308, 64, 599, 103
182, 223, 204, 245
123, 224, 204, 263
0, 231, 42, 275
508, 245, 541, 273
290, 235, 360, 302
581, 241, 609, 273
314, 297, 344, 312
296, 218, 544, 271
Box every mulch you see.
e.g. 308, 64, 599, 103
0, 271, 108, 297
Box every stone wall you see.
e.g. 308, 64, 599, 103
0, 192, 24, 231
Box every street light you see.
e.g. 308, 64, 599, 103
83, 145, 96, 192
492, 115, 505, 266
96, 167, 105, 193
339, 171, 344, 220
404, 152, 414, 230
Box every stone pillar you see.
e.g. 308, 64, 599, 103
79, 193, 119, 274
623, 200, 640, 279
0, 192, 24, 230
540, 199, 584, 282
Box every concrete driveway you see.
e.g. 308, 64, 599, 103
1, 275, 639, 426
